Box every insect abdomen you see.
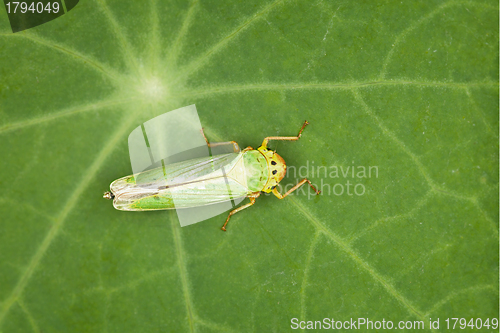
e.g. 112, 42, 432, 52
126, 194, 175, 210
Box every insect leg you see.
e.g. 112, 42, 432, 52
272, 178, 320, 199
200, 128, 239, 153
261, 120, 309, 148
221, 192, 260, 231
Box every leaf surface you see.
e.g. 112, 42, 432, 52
0, 0, 498, 332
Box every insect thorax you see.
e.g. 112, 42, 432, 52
241, 150, 269, 192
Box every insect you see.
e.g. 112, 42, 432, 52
104, 113, 320, 231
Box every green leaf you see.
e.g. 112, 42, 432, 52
0, 0, 498, 332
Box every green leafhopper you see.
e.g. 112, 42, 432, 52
103, 105, 320, 231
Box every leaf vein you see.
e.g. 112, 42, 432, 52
0, 109, 139, 326
172, 0, 286, 85
96, 0, 140, 74
17, 299, 40, 333
166, 0, 199, 67
178, 80, 498, 99
347, 190, 434, 245
424, 284, 498, 317
171, 215, 196, 333
147, 0, 161, 70
380, 0, 499, 79
0, 97, 139, 135
0, 32, 121, 81
352, 89, 499, 237
300, 231, 321, 322
289, 196, 426, 321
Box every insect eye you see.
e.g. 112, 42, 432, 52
271, 161, 277, 165
272, 170, 277, 175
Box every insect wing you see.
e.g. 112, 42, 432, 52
127, 105, 245, 226
128, 104, 208, 174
